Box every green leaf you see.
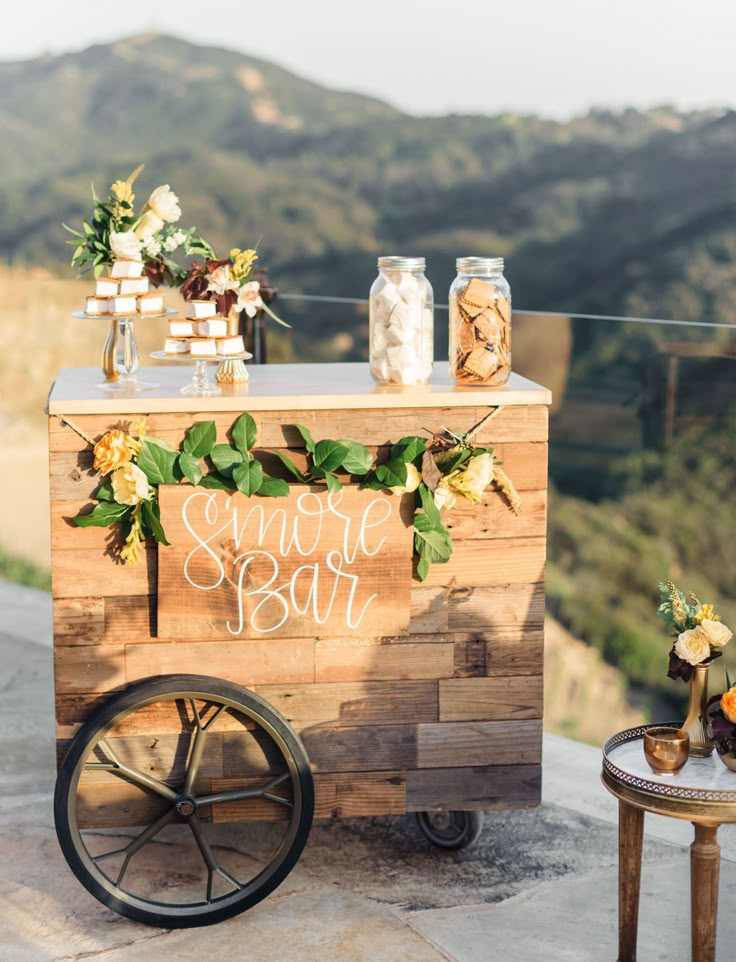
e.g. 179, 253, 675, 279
324, 471, 342, 493
178, 452, 203, 486
294, 423, 315, 454
270, 449, 305, 482
139, 499, 170, 546
137, 439, 178, 485
183, 420, 216, 458
199, 473, 233, 491
416, 556, 430, 582
339, 440, 373, 475
210, 444, 244, 477
231, 413, 257, 454
144, 436, 178, 453
72, 501, 130, 527
413, 522, 453, 564
233, 459, 263, 496
417, 482, 441, 525
391, 436, 427, 463
258, 478, 290, 497
95, 480, 115, 502
444, 448, 472, 473
314, 439, 350, 473
375, 458, 408, 489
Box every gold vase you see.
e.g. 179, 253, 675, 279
216, 306, 249, 383
682, 663, 714, 757
101, 317, 119, 381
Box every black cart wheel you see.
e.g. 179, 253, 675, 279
54, 675, 314, 928
415, 810, 484, 850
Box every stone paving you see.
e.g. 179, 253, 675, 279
1, 583, 735, 961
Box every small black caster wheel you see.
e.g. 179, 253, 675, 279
415, 810, 484, 850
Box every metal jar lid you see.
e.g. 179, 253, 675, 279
456, 256, 504, 274
378, 256, 426, 272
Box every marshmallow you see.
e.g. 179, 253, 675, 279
164, 338, 189, 354
186, 300, 218, 319
370, 278, 433, 385
169, 321, 195, 337
189, 338, 217, 357
95, 278, 118, 297
196, 318, 228, 337
110, 259, 144, 279
137, 292, 164, 315
120, 277, 149, 295
216, 335, 245, 356
85, 296, 109, 315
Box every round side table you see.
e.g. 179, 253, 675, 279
602, 724, 736, 962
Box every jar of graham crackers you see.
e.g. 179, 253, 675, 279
449, 257, 511, 386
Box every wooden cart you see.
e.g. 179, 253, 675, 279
48, 362, 550, 927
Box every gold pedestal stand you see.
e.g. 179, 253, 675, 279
216, 307, 249, 383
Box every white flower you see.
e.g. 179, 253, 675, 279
134, 210, 164, 241
163, 229, 187, 253
699, 619, 733, 649
433, 482, 457, 512
674, 627, 711, 666
147, 185, 181, 223
446, 452, 495, 504
110, 463, 153, 506
236, 280, 264, 317
142, 237, 162, 258
109, 231, 141, 260
389, 463, 421, 495
206, 264, 239, 296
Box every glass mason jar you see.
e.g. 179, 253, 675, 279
449, 257, 511, 386
369, 256, 433, 385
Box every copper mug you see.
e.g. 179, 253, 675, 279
643, 727, 689, 775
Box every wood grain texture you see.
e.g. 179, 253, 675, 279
406, 764, 541, 811
422, 538, 546, 588
301, 723, 417, 773
486, 629, 545, 676
315, 640, 455, 682
448, 582, 545, 630
53, 597, 105, 645
445, 488, 547, 541
417, 719, 542, 768
439, 676, 543, 721
52, 548, 155, 599
54, 645, 126, 694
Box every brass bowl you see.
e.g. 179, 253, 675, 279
643, 727, 689, 775
716, 749, 736, 773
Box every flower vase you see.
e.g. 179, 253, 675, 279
216, 307, 249, 384
682, 663, 714, 757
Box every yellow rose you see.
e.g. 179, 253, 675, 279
134, 210, 164, 241
389, 463, 421, 495
93, 430, 133, 474
721, 686, 736, 725
111, 463, 153, 506
674, 627, 711, 666
699, 619, 732, 649
446, 452, 495, 504
694, 603, 718, 624
147, 184, 181, 223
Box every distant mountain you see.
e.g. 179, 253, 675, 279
2, 33, 736, 355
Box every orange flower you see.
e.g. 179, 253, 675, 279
93, 430, 133, 474
721, 686, 736, 725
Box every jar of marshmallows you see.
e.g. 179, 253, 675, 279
369, 256, 434, 385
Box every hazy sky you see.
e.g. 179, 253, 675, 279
3, 0, 736, 117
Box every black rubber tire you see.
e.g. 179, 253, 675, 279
54, 674, 314, 927
415, 810, 485, 850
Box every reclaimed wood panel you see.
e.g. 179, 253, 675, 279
312, 771, 405, 819
417, 719, 542, 768
54, 645, 126, 694
53, 597, 105, 645
486, 628, 545, 676
448, 582, 545, 630
453, 637, 487, 678
124, 639, 315, 687
406, 764, 541, 812
252, 680, 438, 729
105, 595, 156, 643
439, 676, 543, 722
52, 548, 155, 599
300, 723, 417, 773
423, 538, 546, 589
314, 640, 455, 682
48, 405, 548, 454
409, 587, 448, 634
445, 488, 547, 541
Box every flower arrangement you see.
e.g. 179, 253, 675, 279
179, 248, 289, 327
657, 581, 733, 682
706, 670, 736, 763
63, 164, 214, 283
71, 408, 520, 578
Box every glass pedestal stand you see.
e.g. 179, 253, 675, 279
74, 311, 175, 392
150, 351, 252, 397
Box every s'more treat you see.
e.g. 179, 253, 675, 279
195, 317, 228, 337
109, 294, 138, 315
137, 292, 165, 315
449, 276, 510, 385
110, 259, 144, 279
189, 338, 217, 357
85, 295, 110, 316
185, 300, 217, 320
215, 335, 245, 356
95, 278, 118, 297
164, 338, 189, 355
119, 277, 149, 295
169, 320, 195, 337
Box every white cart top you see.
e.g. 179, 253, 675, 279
47, 362, 552, 415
